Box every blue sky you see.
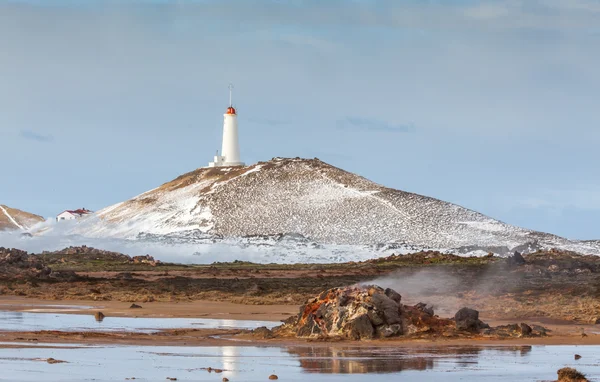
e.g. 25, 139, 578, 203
1, 0, 599, 239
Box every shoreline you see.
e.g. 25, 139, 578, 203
1, 297, 599, 348
0, 296, 297, 321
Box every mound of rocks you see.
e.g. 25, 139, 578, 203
273, 285, 451, 340
0, 247, 49, 278
269, 285, 549, 341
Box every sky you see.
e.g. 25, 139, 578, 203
0, 0, 599, 240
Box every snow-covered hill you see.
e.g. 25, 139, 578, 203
0, 205, 44, 231
61, 158, 599, 256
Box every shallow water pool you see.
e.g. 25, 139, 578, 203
0, 310, 278, 332
1, 344, 599, 381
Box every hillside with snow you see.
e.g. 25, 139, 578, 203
0, 205, 44, 231
60, 158, 599, 256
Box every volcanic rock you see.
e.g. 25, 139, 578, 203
276, 285, 453, 340
557, 367, 588, 382
371, 293, 401, 324
414, 302, 434, 316
344, 314, 375, 340
507, 251, 526, 268
384, 288, 402, 303
454, 307, 488, 332
252, 326, 274, 339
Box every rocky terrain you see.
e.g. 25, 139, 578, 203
1, 246, 600, 324
49, 157, 599, 256
268, 285, 547, 341
0, 205, 44, 231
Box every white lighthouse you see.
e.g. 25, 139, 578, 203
208, 84, 245, 167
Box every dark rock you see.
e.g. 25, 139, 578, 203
454, 307, 488, 332
414, 302, 434, 316
507, 251, 526, 267
455, 307, 479, 322
367, 309, 384, 326
519, 323, 532, 336
575, 354, 582, 360
296, 314, 322, 337
384, 288, 402, 303
130, 303, 142, 309
371, 293, 401, 325
344, 314, 374, 340
94, 312, 105, 322
594, 318, 600, 325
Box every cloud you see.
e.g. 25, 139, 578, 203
336, 117, 416, 133
19, 130, 54, 143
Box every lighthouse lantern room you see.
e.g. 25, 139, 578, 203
208, 84, 245, 167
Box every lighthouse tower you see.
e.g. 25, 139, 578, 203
208, 84, 245, 167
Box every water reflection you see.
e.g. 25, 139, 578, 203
286, 345, 533, 374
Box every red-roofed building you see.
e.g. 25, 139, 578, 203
56, 208, 93, 221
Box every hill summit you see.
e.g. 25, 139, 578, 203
0, 205, 44, 231
69, 158, 598, 255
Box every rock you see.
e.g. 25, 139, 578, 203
94, 312, 105, 322
371, 293, 401, 324
214, 369, 223, 373
414, 302, 434, 316
223, 379, 229, 382
46, 358, 66, 364
296, 314, 322, 337
377, 324, 403, 338
519, 323, 532, 336
594, 318, 600, 325
269, 375, 278, 380
507, 251, 526, 266
130, 304, 142, 309
384, 288, 402, 303
344, 314, 374, 340
575, 354, 582, 360
454, 307, 487, 332
557, 367, 588, 381
252, 326, 274, 339
166, 378, 177, 381
367, 309, 384, 326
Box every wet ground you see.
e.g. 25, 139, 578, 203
1, 343, 599, 381
0, 310, 279, 332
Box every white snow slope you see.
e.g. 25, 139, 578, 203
57, 158, 599, 257
0, 204, 44, 231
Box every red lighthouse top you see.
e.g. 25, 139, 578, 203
226, 106, 236, 115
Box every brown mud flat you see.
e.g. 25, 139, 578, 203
2, 246, 600, 346
1, 325, 599, 348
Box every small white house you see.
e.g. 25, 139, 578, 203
56, 208, 93, 222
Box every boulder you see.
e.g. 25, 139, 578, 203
371, 293, 401, 324
454, 307, 488, 332
384, 288, 402, 303
344, 314, 374, 340
414, 302, 434, 316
